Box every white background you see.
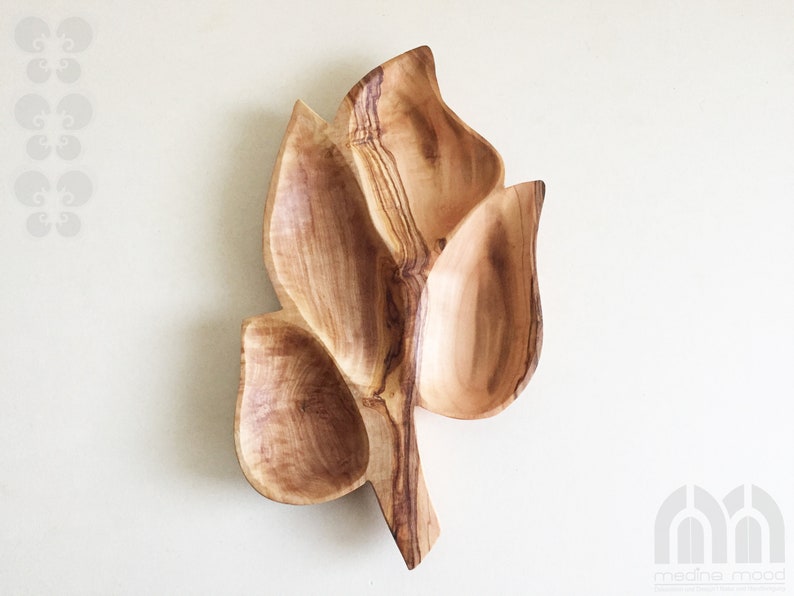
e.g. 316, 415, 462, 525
2, 1, 793, 594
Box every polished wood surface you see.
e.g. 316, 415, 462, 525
235, 46, 544, 569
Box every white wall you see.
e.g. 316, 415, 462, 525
2, 1, 793, 594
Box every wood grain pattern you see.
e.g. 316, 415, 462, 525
235, 46, 544, 569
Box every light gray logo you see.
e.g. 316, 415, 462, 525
15, 17, 92, 83
14, 170, 93, 237
11, 16, 95, 237
655, 485, 784, 565
14, 93, 93, 160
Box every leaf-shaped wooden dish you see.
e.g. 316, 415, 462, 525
235, 46, 544, 569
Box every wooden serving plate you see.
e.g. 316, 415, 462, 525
235, 46, 544, 569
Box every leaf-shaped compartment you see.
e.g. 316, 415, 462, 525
416, 181, 544, 419
235, 315, 369, 504
332, 46, 505, 266
266, 101, 403, 392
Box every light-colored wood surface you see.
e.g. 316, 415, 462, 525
235, 46, 544, 569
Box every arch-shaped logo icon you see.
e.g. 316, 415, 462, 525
655, 485, 785, 564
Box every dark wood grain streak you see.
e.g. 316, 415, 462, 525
349, 67, 430, 278
346, 65, 436, 568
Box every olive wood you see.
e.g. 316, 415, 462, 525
235, 46, 544, 569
